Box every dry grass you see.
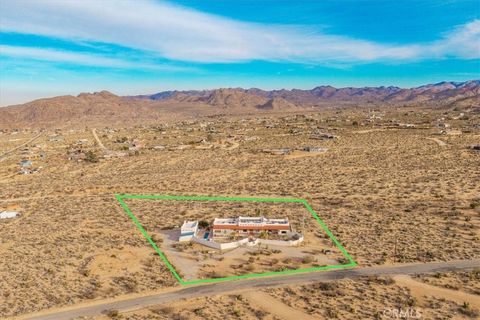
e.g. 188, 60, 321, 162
413, 269, 480, 295
264, 275, 479, 319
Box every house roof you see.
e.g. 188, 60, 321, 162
214, 216, 289, 225
212, 224, 290, 231
181, 220, 198, 229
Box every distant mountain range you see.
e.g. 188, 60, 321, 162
134, 80, 479, 106
1, 80, 478, 128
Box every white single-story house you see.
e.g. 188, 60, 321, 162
212, 216, 291, 238
175, 216, 302, 250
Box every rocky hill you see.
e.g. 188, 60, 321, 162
139, 80, 479, 107
1, 80, 478, 128
0, 91, 165, 128
256, 97, 299, 110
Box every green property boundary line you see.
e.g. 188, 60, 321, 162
115, 194, 357, 285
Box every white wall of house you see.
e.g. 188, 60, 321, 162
191, 235, 303, 250
257, 237, 304, 247
180, 220, 198, 234
179, 234, 194, 242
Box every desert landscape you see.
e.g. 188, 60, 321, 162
0, 89, 479, 318
1, 1, 480, 319
84, 272, 480, 320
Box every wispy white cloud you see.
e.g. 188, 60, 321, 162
428, 19, 480, 59
0, 0, 478, 65
0, 45, 194, 72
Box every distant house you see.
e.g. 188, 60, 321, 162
76, 139, 89, 145
129, 139, 144, 151
0, 211, 19, 219
310, 133, 337, 140
303, 146, 328, 153
212, 216, 291, 238
68, 149, 86, 162
179, 221, 199, 242
49, 135, 64, 142
19, 160, 32, 167
262, 148, 292, 155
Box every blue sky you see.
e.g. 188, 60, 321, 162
0, 0, 479, 105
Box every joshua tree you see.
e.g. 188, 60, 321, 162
84, 150, 98, 163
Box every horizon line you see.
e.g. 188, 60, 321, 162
2, 78, 478, 107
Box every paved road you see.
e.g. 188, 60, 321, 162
22, 259, 480, 320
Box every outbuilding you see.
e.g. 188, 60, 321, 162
179, 220, 199, 242
0, 211, 19, 219
19, 160, 32, 167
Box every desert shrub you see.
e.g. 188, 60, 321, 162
244, 264, 255, 271
301, 256, 315, 264
113, 276, 138, 293
254, 309, 269, 319
211, 271, 226, 278
105, 309, 120, 318
459, 302, 479, 318
151, 306, 173, 315
371, 276, 395, 285
325, 306, 339, 318
84, 150, 98, 163
193, 308, 204, 316
315, 282, 337, 291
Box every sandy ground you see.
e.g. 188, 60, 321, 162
426, 137, 447, 147
285, 150, 327, 159
242, 290, 317, 320
394, 275, 480, 308
159, 229, 200, 280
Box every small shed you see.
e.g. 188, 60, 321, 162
19, 160, 32, 167
179, 220, 199, 242
303, 146, 328, 153
0, 211, 19, 219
